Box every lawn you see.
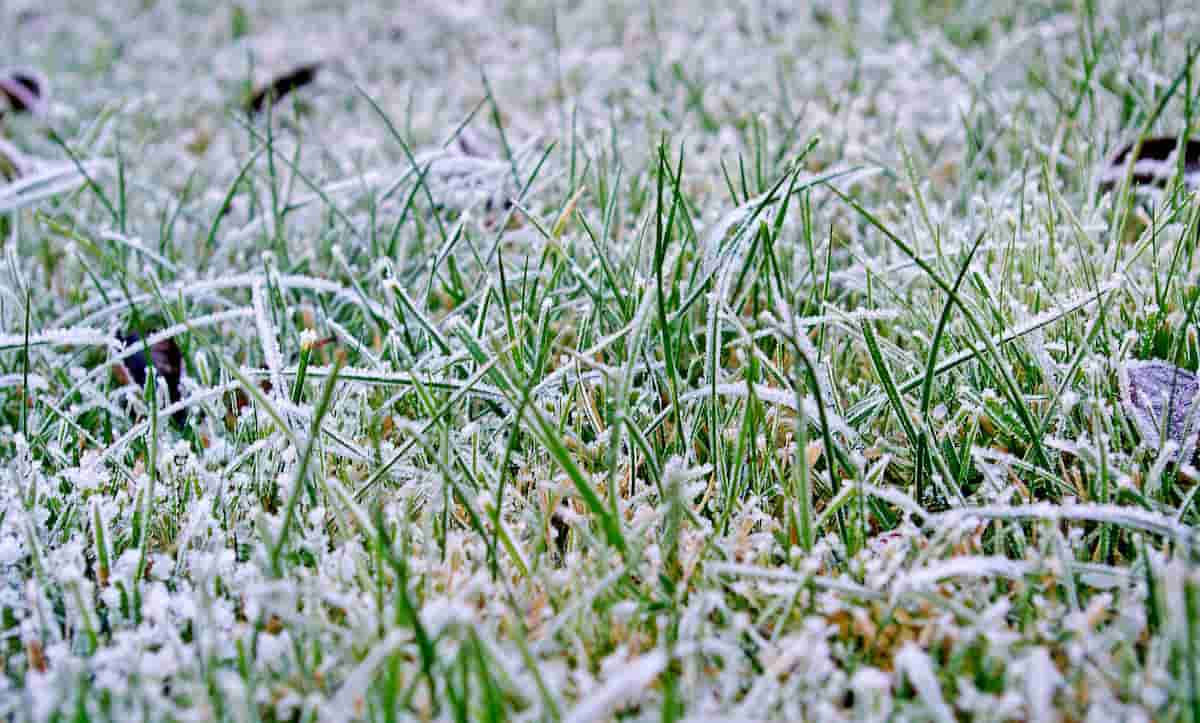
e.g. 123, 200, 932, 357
2, 1, 1200, 720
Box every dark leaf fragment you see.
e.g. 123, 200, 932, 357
1120, 360, 1200, 461
114, 333, 187, 427
0, 68, 48, 117
1100, 136, 1200, 192
245, 63, 322, 113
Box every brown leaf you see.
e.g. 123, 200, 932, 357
0, 68, 48, 117
26, 640, 46, 673
1100, 136, 1200, 192
245, 63, 322, 114
115, 332, 187, 426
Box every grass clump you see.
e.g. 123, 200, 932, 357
2, 1, 1200, 720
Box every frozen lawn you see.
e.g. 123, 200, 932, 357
3, 1, 1200, 720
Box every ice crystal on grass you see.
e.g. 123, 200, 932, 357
3, 0, 1200, 720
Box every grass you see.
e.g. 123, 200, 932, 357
3, 0, 1200, 720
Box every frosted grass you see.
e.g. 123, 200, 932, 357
2, 0, 1200, 721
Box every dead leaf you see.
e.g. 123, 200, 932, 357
115, 332, 187, 426
1100, 136, 1200, 192
246, 63, 322, 113
1120, 359, 1200, 460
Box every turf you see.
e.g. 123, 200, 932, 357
2, 1, 1200, 720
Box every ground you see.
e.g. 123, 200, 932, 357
2, 1, 1200, 721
